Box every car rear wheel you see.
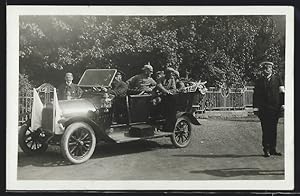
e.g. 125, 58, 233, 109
170, 116, 192, 148
18, 123, 48, 155
61, 122, 96, 164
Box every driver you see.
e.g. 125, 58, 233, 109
107, 71, 128, 124
107, 71, 128, 97
126, 64, 157, 94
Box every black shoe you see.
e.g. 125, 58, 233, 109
270, 151, 282, 156
263, 150, 270, 157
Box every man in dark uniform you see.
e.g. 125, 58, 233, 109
108, 71, 128, 97
58, 72, 83, 100
107, 71, 128, 123
253, 61, 285, 157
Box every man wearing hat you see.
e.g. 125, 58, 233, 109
58, 72, 83, 100
156, 67, 180, 132
253, 61, 284, 157
126, 64, 157, 94
156, 67, 180, 95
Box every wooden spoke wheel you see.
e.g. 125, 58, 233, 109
170, 117, 192, 148
18, 123, 48, 155
61, 122, 96, 164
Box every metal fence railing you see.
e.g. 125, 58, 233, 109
203, 86, 253, 111
19, 90, 34, 124
18, 84, 254, 124
19, 83, 54, 125
192, 86, 254, 112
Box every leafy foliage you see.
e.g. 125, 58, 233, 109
19, 73, 33, 94
19, 15, 285, 88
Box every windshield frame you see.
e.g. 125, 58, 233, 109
78, 69, 117, 88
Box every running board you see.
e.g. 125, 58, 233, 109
109, 131, 173, 143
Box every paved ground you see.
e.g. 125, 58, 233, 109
17, 116, 284, 180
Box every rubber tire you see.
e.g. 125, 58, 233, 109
170, 116, 192, 148
18, 123, 48, 155
61, 122, 96, 164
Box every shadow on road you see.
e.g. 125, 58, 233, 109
212, 117, 284, 124
92, 140, 173, 159
173, 154, 263, 158
190, 168, 284, 177
18, 151, 71, 167
18, 140, 173, 167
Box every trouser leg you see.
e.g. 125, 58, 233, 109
260, 117, 271, 150
260, 111, 279, 151
269, 115, 279, 151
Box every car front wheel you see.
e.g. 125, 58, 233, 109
18, 123, 48, 155
170, 116, 192, 148
61, 122, 96, 164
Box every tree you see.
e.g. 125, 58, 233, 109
19, 15, 285, 88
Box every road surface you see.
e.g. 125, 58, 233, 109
18, 117, 284, 180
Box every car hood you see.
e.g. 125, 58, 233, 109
58, 98, 97, 117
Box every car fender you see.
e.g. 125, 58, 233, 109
62, 116, 115, 143
176, 112, 201, 125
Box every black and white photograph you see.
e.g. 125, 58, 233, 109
6, 6, 294, 190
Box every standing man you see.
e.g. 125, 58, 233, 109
58, 72, 83, 100
126, 64, 157, 94
253, 61, 285, 157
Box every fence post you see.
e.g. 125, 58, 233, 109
242, 86, 246, 108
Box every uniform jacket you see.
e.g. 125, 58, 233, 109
253, 74, 284, 112
108, 80, 128, 97
58, 82, 83, 100
126, 74, 157, 92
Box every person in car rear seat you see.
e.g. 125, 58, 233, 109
155, 67, 181, 132
126, 64, 157, 94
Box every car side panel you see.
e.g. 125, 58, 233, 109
63, 116, 116, 143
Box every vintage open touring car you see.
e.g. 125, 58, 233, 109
19, 69, 207, 164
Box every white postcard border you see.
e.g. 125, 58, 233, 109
6, 5, 294, 191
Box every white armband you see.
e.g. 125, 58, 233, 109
279, 86, 285, 93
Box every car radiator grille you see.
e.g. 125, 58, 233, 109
41, 107, 53, 131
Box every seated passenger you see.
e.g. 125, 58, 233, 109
156, 67, 179, 95
176, 77, 186, 92
156, 67, 180, 132
126, 64, 157, 94
154, 70, 165, 81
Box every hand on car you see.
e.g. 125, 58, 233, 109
166, 90, 173, 95
100, 86, 108, 92
145, 88, 153, 93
